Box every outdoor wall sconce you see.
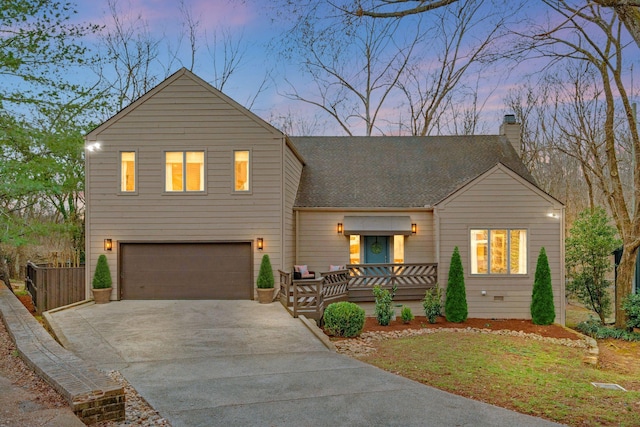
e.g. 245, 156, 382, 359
104, 239, 113, 251
411, 223, 417, 234
257, 237, 264, 250
337, 223, 343, 234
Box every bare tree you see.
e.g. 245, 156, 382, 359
279, 9, 422, 135
97, 0, 162, 112
349, 0, 640, 48
515, 1, 640, 327
393, 0, 507, 136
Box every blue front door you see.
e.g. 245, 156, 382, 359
364, 236, 389, 263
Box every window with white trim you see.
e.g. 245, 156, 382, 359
165, 151, 204, 192
120, 151, 136, 192
470, 229, 527, 275
234, 150, 250, 192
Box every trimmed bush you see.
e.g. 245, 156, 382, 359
92, 255, 112, 289
422, 284, 443, 324
531, 247, 555, 325
257, 254, 275, 289
622, 293, 640, 329
400, 306, 414, 324
373, 285, 394, 326
445, 247, 467, 323
323, 302, 365, 337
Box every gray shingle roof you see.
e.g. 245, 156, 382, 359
291, 135, 536, 208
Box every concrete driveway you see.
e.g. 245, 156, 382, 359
47, 301, 563, 427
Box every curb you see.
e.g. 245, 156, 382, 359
0, 287, 125, 424
299, 315, 337, 352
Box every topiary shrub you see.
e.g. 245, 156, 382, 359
423, 284, 443, 324
445, 247, 467, 323
92, 255, 112, 289
373, 285, 395, 326
257, 254, 275, 289
323, 302, 365, 337
622, 293, 640, 329
531, 247, 555, 325
400, 306, 414, 324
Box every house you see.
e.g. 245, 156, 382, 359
85, 68, 565, 323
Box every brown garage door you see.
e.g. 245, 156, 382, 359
120, 242, 252, 300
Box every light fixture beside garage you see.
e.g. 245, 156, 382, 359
411, 223, 417, 234
257, 237, 264, 250
337, 223, 343, 234
104, 239, 113, 251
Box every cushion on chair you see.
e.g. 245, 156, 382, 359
329, 265, 345, 271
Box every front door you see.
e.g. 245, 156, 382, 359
364, 236, 389, 263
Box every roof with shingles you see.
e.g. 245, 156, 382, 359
291, 135, 536, 208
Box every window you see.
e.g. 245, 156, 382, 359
349, 235, 360, 264
470, 229, 527, 275
165, 151, 204, 192
234, 150, 250, 192
393, 235, 404, 263
120, 151, 136, 192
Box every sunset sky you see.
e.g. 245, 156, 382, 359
67, 0, 638, 136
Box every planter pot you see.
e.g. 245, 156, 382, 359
257, 288, 274, 304
92, 287, 112, 304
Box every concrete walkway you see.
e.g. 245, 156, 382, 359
47, 300, 564, 427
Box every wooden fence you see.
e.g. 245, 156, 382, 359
25, 262, 86, 315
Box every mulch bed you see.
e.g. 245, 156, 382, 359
355, 316, 581, 340
17, 294, 36, 314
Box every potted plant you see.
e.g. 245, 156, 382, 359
256, 254, 275, 304
92, 254, 113, 304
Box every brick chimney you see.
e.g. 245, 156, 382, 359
499, 114, 521, 157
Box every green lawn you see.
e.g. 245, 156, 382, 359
360, 332, 640, 426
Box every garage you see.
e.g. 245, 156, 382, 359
119, 242, 252, 300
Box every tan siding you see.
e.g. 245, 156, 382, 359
296, 211, 435, 274
436, 166, 564, 323
283, 147, 303, 270
85, 73, 285, 298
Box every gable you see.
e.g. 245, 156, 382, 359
86, 68, 283, 140
436, 163, 562, 210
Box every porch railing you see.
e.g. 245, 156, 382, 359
347, 263, 437, 301
278, 269, 350, 322
278, 263, 437, 319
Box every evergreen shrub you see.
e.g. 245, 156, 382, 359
400, 306, 414, 324
323, 302, 365, 337
257, 254, 275, 289
622, 294, 640, 329
373, 285, 394, 326
445, 247, 467, 323
422, 284, 443, 324
92, 255, 112, 289
531, 247, 555, 325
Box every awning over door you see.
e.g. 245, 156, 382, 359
343, 216, 412, 236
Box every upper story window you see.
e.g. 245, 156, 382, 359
470, 229, 527, 275
234, 150, 250, 192
120, 151, 136, 192
165, 151, 204, 192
